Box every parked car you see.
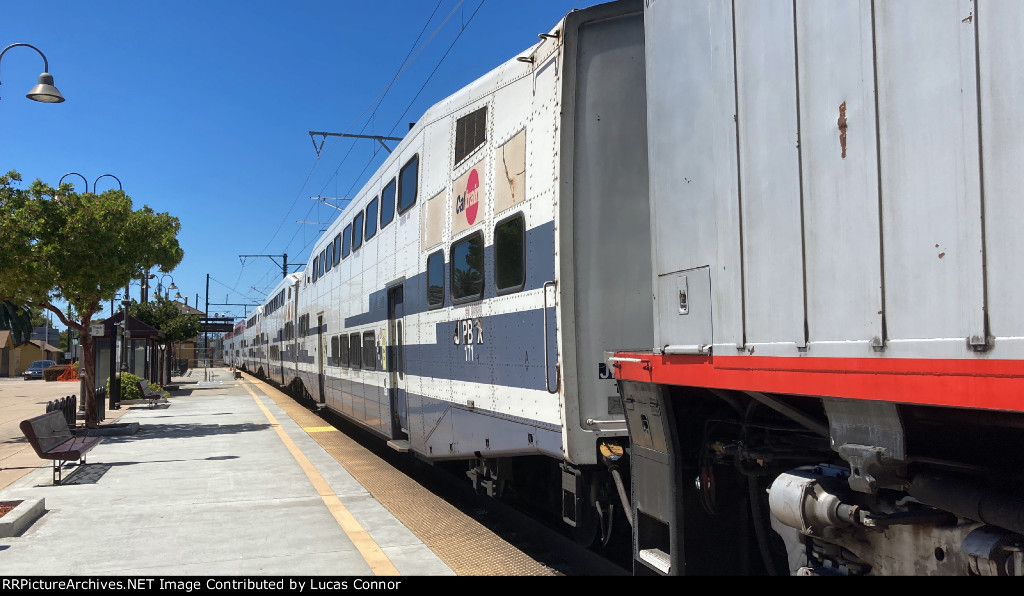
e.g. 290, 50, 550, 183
23, 360, 56, 380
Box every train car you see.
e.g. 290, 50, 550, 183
261, 272, 303, 388
610, 0, 1024, 576
238, 305, 264, 376
248, 0, 650, 549
222, 320, 245, 369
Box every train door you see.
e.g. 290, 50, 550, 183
387, 285, 408, 446
279, 331, 285, 386
317, 313, 326, 405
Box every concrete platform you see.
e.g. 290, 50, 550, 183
0, 368, 456, 576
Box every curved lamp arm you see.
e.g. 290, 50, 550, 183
0, 43, 64, 103
93, 174, 122, 192
58, 172, 89, 193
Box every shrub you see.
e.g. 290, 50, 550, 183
105, 372, 167, 399
43, 365, 68, 382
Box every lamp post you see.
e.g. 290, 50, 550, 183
153, 273, 181, 383
153, 274, 179, 301
0, 43, 64, 103
58, 172, 89, 192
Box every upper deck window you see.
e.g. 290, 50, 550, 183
380, 178, 396, 229
451, 231, 484, 303
365, 196, 379, 240
495, 213, 525, 293
398, 155, 419, 214
342, 223, 352, 258
352, 211, 364, 251
455, 107, 487, 165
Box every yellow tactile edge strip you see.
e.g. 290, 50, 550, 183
244, 376, 556, 576
241, 380, 400, 576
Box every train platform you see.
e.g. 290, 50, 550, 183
0, 368, 558, 576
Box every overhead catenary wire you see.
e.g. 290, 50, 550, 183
252, 0, 489, 299
266, 0, 449, 253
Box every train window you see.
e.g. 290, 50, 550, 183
398, 154, 419, 214
365, 196, 379, 240
312, 256, 319, 282
330, 336, 339, 366
426, 250, 444, 308
325, 243, 334, 273
342, 223, 352, 258
451, 231, 484, 303
333, 234, 341, 266
380, 178, 396, 229
362, 331, 376, 371
340, 332, 349, 366
319, 249, 326, 278
495, 213, 526, 293
352, 212, 364, 252
455, 107, 487, 165
349, 333, 362, 368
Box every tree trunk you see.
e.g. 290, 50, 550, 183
81, 326, 98, 429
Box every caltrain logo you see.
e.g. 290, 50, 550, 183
455, 168, 480, 225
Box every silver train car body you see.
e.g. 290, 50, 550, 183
237, 0, 649, 544
611, 0, 1024, 577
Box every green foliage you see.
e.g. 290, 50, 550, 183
126, 295, 201, 343
0, 170, 184, 426
105, 371, 167, 400
0, 300, 33, 344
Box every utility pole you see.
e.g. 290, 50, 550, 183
204, 273, 209, 381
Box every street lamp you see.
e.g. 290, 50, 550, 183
57, 172, 122, 195
0, 43, 64, 103
153, 274, 179, 301
58, 172, 89, 192
93, 174, 122, 193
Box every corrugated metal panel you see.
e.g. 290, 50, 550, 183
797, 0, 884, 346
734, 1, 806, 349
979, 1, 1024, 345
875, 0, 986, 347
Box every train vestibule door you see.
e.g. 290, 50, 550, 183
387, 285, 409, 448
317, 314, 325, 405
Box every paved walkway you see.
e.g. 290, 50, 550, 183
0, 368, 456, 576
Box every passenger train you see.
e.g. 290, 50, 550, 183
229, 0, 1024, 576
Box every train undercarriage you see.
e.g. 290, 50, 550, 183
617, 379, 1024, 576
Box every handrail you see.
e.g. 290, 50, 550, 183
543, 280, 558, 393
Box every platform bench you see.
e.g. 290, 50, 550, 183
136, 379, 162, 408
19, 411, 103, 485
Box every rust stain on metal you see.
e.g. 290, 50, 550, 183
938, 252, 946, 259
838, 102, 849, 159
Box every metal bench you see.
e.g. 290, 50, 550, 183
19, 411, 103, 485
136, 379, 162, 408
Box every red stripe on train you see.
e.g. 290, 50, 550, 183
610, 353, 1024, 412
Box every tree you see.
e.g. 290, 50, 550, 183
0, 171, 184, 427
0, 301, 33, 344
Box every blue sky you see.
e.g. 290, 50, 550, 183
0, 0, 599, 329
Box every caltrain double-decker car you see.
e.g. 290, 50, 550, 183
610, 0, 1024, 576
250, 0, 649, 548
239, 306, 263, 375
222, 320, 245, 369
